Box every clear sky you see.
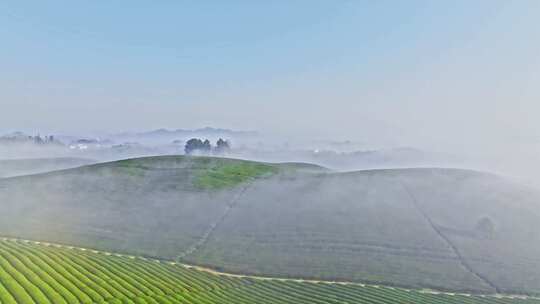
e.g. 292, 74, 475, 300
1, 1, 539, 151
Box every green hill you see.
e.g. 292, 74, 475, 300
0, 158, 95, 178
0, 238, 536, 304
0, 155, 539, 295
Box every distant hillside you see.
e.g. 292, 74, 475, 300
139, 127, 258, 137
0, 157, 95, 178
229, 146, 458, 171
114, 127, 257, 145
0, 156, 539, 295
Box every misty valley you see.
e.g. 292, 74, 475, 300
0, 131, 540, 304
2, 2, 540, 303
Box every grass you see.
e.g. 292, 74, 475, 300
193, 161, 277, 190
114, 156, 279, 189
0, 238, 536, 304
115, 158, 149, 177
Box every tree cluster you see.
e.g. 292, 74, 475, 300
0, 134, 59, 145
184, 138, 230, 155
33, 135, 56, 145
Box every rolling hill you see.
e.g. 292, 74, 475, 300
0, 155, 539, 296
0, 158, 95, 178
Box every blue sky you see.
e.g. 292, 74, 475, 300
1, 1, 539, 150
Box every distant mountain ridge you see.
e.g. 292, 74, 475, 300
117, 127, 258, 138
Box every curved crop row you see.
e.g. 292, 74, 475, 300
0, 239, 537, 304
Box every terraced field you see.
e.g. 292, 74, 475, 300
0, 238, 537, 304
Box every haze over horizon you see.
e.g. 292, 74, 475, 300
2, 1, 540, 153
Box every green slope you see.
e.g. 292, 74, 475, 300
0, 238, 536, 304
0, 157, 95, 178
0, 155, 539, 295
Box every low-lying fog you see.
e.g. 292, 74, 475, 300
1, 128, 540, 189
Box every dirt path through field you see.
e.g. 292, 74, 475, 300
400, 181, 502, 294
176, 180, 253, 260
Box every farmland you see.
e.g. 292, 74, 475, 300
0, 156, 539, 295
0, 238, 537, 304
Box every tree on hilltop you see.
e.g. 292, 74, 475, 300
185, 138, 212, 155
185, 138, 203, 154
215, 138, 230, 154
203, 139, 211, 151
